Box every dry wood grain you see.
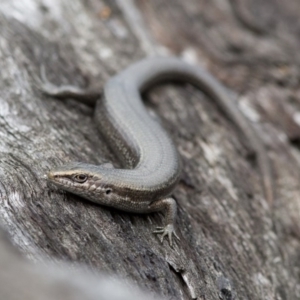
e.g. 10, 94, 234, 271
0, 0, 299, 299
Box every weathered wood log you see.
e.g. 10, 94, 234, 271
0, 225, 160, 300
0, 0, 299, 299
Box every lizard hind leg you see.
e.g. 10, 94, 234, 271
150, 197, 179, 246
38, 65, 100, 106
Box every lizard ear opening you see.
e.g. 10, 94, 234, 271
73, 174, 88, 183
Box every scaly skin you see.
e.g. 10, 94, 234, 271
43, 57, 273, 246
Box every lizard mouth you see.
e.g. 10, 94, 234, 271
46, 171, 90, 194
47, 172, 70, 186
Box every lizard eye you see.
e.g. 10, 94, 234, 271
105, 189, 112, 195
73, 174, 88, 183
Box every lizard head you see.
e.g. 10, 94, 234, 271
46, 162, 117, 203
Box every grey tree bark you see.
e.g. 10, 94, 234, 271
0, 0, 300, 299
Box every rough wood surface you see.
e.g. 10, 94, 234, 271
0, 0, 299, 299
0, 225, 159, 300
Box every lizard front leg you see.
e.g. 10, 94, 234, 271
150, 197, 179, 246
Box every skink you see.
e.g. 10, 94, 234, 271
43, 57, 273, 246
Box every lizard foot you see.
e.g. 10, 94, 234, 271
153, 224, 179, 247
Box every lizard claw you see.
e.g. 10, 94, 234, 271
153, 224, 179, 246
